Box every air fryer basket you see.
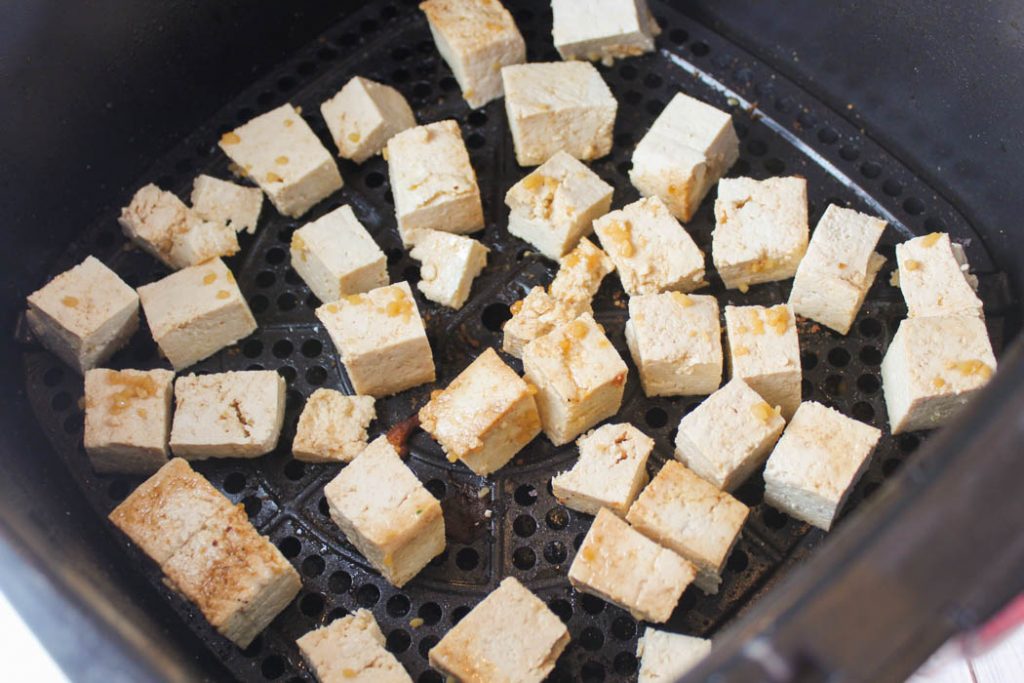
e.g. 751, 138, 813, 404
5, 1, 1024, 682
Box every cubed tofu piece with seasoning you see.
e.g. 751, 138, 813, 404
428, 577, 569, 683
627, 461, 748, 594
552, 0, 660, 64
137, 258, 256, 370
594, 196, 706, 295
504, 151, 614, 260
549, 237, 615, 308
320, 76, 416, 163
316, 282, 435, 397
290, 205, 389, 305
420, 0, 526, 109
503, 62, 617, 166
419, 348, 541, 475
523, 313, 628, 446
218, 104, 343, 218
293, 389, 376, 463
880, 314, 995, 434
764, 401, 881, 530
630, 92, 739, 222
637, 629, 712, 683
895, 232, 983, 319
724, 304, 801, 420
625, 292, 722, 397
713, 177, 809, 291
789, 204, 887, 334
84, 368, 175, 474
191, 174, 264, 234
297, 609, 412, 683
25, 256, 139, 374
169, 371, 286, 459
409, 230, 489, 310
551, 422, 653, 516
386, 120, 484, 245
569, 508, 695, 623
324, 436, 445, 587
675, 378, 785, 491
502, 286, 589, 359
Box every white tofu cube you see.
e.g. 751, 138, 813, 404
169, 371, 286, 459
503, 62, 617, 166
420, 0, 526, 109
84, 368, 175, 475
419, 348, 541, 475
764, 401, 882, 530
324, 436, 445, 587
712, 177, 809, 291
502, 286, 588, 359
552, 0, 660, 64
218, 104, 343, 218
292, 389, 376, 463
895, 232, 983, 319
504, 151, 614, 260
625, 292, 722, 397
630, 92, 739, 222
548, 237, 615, 308
523, 313, 628, 446
551, 422, 653, 516
594, 196, 706, 295
320, 76, 416, 163
789, 204, 887, 334
428, 577, 569, 683
190, 174, 264, 235
316, 282, 436, 397
675, 378, 785, 492
25, 256, 139, 374
409, 230, 489, 310
627, 461, 749, 594
290, 205, 389, 305
297, 610, 412, 683
637, 629, 711, 683
880, 314, 995, 434
568, 508, 695, 623
137, 258, 256, 370
724, 304, 801, 420
386, 120, 484, 245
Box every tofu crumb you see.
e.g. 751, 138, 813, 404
890, 268, 901, 287
409, 617, 425, 629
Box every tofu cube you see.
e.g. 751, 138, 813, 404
522, 313, 628, 446
625, 292, 722, 397
218, 104, 343, 219
764, 401, 882, 530
880, 314, 996, 434
724, 304, 801, 420
409, 230, 489, 310
503, 62, 617, 166
504, 151, 614, 260
386, 120, 484, 245
712, 177, 809, 291
594, 196, 706, 295
895, 232, 983, 319
627, 461, 749, 594
637, 629, 712, 683
297, 610, 412, 683
674, 378, 785, 492
502, 286, 588, 359
190, 174, 264, 234
137, 258, 256, 370
548, 237, 615, 308
292, 389, 376, 463
419, 0, 526, 109
419, 348, 541, 475
169, 371, 286, 459
316, 282, 436, 397
551, 422, 654, 516
320, 76, 416, 163
789, 204, 887, 334
290, 205, 389, 305
324, 436, 445, 587
630, 92, 740, 222
568, 508, 695, 623
84, 368, 175, 474
428, 577, 569, 683
25, 256, 139, 374
552, 0, 660, 64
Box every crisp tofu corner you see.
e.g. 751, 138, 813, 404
637, 628, 712, 683
409, 229, 489, 310
502, 286, 589, 360
548, 237, 615, 309
724, 304, 802, 420
297, 609, 412, 682
320, 76, 416, 163
895, 231, 983, 319
191, 174, 264, 235
552, 0, 660, 64
293, 389, 376, 463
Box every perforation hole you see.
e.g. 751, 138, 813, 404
278, 537, 301, 558
581, 661, 606, 682
300, 593, 325, 617
857, 374, 881, 394
386, 629, 411, 653
827, 347, 851, 367
580, 627, 605, 651
548, 599, 572, 623
801, 351, 818, 370
261, 655, 285, 679
514, 484, 538, 506
223, 472, 246, 494
455, 548, 480, 570
284, 460, 306, 481
859, 346, 882, 365
546, 506, 569, 530
644, 407, 668, 428
356, 584, 380, 607
690, 41, 710, 56
328, 571, 352, 594
512, 546, 536, 570
513, 514, 537, 537
425, 479, 446, 500
544, 541, 567, 565
727, 549, 749, 572
418, 602, 442, 625
763, 507, 789, 529
418, 637, 440, 660
302, 555, 325, 578
451, 605, 471, 625
614, 652, 639, 675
